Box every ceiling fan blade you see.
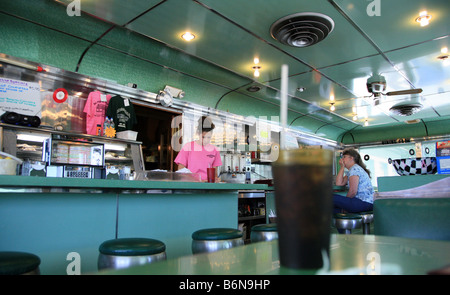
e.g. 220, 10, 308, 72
385, 88, 423, 96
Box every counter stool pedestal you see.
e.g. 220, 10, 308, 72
359, 211, 374, 234
333, 213, 362, 234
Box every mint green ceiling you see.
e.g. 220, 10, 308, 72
0, 0, 449, 143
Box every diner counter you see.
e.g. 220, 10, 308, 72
0, 175, 268, 274
99, 234, 450, 275
0, 175, 268, 191
377, 174, 449, 192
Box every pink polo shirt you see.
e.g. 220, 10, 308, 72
83, 91, 111, 135
174, 141, 222, 181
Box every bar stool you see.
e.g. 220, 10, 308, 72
98, 237, 166, 270
333, 213, 362, 234
359, 211, 374, 234
192, 228, 244, 254
250, 223, 278, 243
0, 251, 41, 275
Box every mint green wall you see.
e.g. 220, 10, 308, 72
339, 116, 450, 144
0, 0, 350, 141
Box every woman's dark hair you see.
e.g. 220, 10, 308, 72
342, 148, 371, 178
197, 116, 215, 133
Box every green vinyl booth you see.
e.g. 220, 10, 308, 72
374, 198, 450, 241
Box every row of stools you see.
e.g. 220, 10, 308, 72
0, 224, 278, 274
1, 213, 373, 274
332, 211, 374, 234
99, 224, 279, 270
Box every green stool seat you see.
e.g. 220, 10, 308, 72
0, 251, 41, 275
192, 228, 244, 254
192, 228, 243, 241
99, 238, 166, 256
333, 213, 362, 234
250, 224, 278, 243
98, 238, 166, 270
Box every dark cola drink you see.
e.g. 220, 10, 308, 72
272, 149, 333, 270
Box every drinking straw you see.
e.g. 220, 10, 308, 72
280, 64, 288, 150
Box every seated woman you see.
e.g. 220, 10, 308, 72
333, 148, 374, 214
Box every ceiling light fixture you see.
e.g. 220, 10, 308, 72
252, 66, 261, 77
181, 32, 195, 41
296, 87, 306, 92
437, 47, 449, 64
330, 102, 335, 111
252, 57, 261, 78
415, 11, 431, 27
364, 120, 369, 126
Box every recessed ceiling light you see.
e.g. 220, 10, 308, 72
296, 87, 306, 92
181, 32, 195, 41
247, 85, 261, 92
415, 11, 431, 27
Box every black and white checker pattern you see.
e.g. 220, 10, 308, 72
392, 157, 437, 176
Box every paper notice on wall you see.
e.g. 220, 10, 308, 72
0, 78, 41, 117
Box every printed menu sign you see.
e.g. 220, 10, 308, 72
0, 78, 41, 116
436, 141, 450, 157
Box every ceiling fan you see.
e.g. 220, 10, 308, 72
366, 74, 424, 116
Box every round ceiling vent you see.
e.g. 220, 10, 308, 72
389, 103, 423, 116
270, 12, 335, 47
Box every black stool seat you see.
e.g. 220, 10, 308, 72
0, 251, 41, 275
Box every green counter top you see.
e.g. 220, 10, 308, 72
0, 175, 268, 191
99, 234, 450, 275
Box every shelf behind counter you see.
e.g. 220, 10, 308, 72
0, 175, 268, 275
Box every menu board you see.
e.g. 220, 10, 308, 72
436, 141, 450, 157
0, 78, 41, 116
436, 141, 450, 174
51, 140, 104, 166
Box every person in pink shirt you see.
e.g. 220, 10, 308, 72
175, 116, 222, 182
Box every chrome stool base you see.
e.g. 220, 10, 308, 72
333, 213, 362, 234
191, 228, 244, 254
98, 252, 166, 270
